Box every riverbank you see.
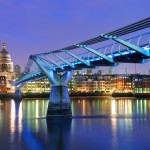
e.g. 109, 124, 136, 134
112, 93, 150, 98
0, 92, 105, 98
0, 92, 150, 99
112, 92, 134, 97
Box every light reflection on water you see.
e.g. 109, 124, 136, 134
0, 97, 150, 150
71, 98, 149, 117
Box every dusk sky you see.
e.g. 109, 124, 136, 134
0, 0, 150, 74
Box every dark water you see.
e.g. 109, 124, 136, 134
0, 97, 150, 150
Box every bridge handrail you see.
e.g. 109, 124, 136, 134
49, 32, 150, 66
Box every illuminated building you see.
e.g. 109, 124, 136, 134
0, 42, 13, 72
74, 74, 110, 93
21, 71, 150, 94
111, 74, 133, 93
76, 80, 101, 92
0, 43, 15, 92
73, 74, 132, 93
22, 78, 51, 93
14, 65, 21, 75
133, 75, 150, 93
0, 76, 7, 93
103, 75, 112, 93
68, 76, 76, 92
74, 74, 101, 92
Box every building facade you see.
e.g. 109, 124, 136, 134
0, 43, 16, 93
0, 76, 7, 93
21, 72, 150, 94
22, 78, 51, 93
111, 75, 133, 93
133, 75, 150, 93
0, 43, 13, 72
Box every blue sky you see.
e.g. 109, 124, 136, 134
0, 0, 150, 74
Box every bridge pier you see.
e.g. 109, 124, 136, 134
14, 83, 24, 100
47, 85, 72, 118
46, 71, 74, 118
14, 89, 22, 99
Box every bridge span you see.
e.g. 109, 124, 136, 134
13, 17, 150, 118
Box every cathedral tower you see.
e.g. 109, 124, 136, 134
0, 42, 13, 72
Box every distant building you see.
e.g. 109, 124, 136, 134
14, 65, 21, 75
108, 68, 114, 74
87, 68, 92, 75
103, 75, 112, 93
0, 43, 15, 92
133, 75, 150, 93
21, 71, 150, 94
22, 78, 51, 93
74, 74, 105, 93
111, 74, 133, 93
125, 68, 128, 74
76, 70, 81, 75
0, 76, 7, 93
97, 70, 102, 75
0, 42, 13, 72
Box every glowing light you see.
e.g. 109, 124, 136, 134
82, 100, 85, 116
113, 53, 120, 57
11, 86, 15, 89
18, 102, 23, 134
10, 100, 16, 141
143, 45, 150, 50
111, 100, 117, 115
35, 100, 39, 118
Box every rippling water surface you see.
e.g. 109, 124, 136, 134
0, 97, 150, 150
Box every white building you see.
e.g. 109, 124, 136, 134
0, 43, 15, 92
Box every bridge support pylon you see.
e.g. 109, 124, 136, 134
14, 83, 24, 100
47, 86, 71, 118
47, 71, 74, 119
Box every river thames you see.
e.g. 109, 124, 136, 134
0, 96, 150, 150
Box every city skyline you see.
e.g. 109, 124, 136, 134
0, 0, 150, 74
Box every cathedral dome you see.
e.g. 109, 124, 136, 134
0, 43, 11, 63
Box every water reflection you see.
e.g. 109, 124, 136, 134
22, 99, 48, 118
0, 98, 150, 150
71, 97, 150, 117
10, 100, 23, 142
46, 119, 72, 150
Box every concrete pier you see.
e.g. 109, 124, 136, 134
47, 86, 72, 118
14, 89, 22, 99
14, 83, 24, 100
46, 71, 74, 119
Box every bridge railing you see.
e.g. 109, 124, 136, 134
46, 32, 150, 68
24, 31, 150, 74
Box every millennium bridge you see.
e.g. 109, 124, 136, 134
13, 17, 150, 118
